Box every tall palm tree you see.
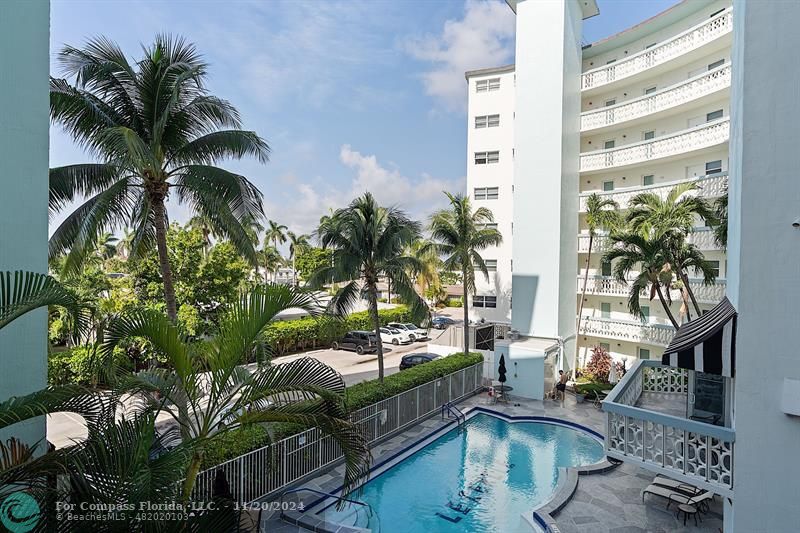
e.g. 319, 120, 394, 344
428, 193, 503, 352
100, 285, 370, 499
309, 193, 428, 382
187, 214, 217, 256
117, 227, 135, 259
265, 220, 288, 251
575, 193, 620, 376
241, 213, 265, 247
713, 191, 728, 249
48, 35, 269, 323
287, 231, 311, 285
257, 245, 284, 283
408, 238, 441, 306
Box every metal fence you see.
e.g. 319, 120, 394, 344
191, 362, 484, 504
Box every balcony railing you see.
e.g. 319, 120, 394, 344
579, 275, 726, 304
580, 118, 730, 172
579, 316, 675, 347
579, 173, 728, 212
578, 226, 721, 253
581, 64, 731, 131
581, 8, 733, 91
603, 360, 734, 496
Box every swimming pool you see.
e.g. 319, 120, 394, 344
311, 410, 605, 532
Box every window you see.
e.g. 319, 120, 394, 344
476, 78, 500, 92
604, 140, 615, 150
474, 187, 499, 200
488, 78, 500, 91
601, 260, 612, 277
473, 295, 497, 308
705, 160, 723, 175
706, 260, 721, 278
605, 99, 616, 107
475, 115, 487, 128
706, 109, 724, 121
640, 305, 650, 324
479, 223, 498, 230
603, 180, 614, 192
642, 174, 655, 186
474, 114, 500, 128
474, 151, 499, 165
487, 114, 500, 127
638, 347, 651, 359
483, 260, 497, 272
708, 58, 725, 70
601, 302, 611, 319
644, 130, 655, 140
644, 86, 657, 95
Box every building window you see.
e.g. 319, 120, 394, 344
487, 114, 500, 127
475, 115, 487, 128
474, 151, 499, 165
706, 260, 721, 278
601, 302, 611, 319
605, 98, 616, 107
601, 260, 612, 277
488, 78, 500, 91
474, 187, 499, 200
706, 109, 724, 122
473, 295, 497, 308
479, 223, 498, 230
644, 86, 657, 95
477, 78, 500, 92
705, 160, 723, 175
482, 260, 497, 272
642, 174, 655, 186
643, 130, 655, 140
640, 305, 650, 324
708, 58, 725, 70
604, 140, 615, 150
603, 180, 614, 192
474, 114, 500, 128
638, 347, 651, 359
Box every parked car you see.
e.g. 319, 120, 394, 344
399, 353, 440, 370
379, 327, 412, 346
387, 322, 429, 341
431, 316, 456, 329
331, 331, 379, 354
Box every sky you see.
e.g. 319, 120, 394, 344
49, 0, 679, 247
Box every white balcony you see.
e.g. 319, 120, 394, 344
579, 275, 726, 305
578, 227, 721, 253
603, 361, 734, 496
581, 65, 731, 132
580, 118, 730, 173
581, 8, 733, 92
579, 173, 728, 212
579, 316, 675, 347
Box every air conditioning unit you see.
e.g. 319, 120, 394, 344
508, 329, 520, 341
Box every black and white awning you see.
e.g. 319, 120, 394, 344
662, 297, 737, 377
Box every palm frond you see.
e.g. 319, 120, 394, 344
0, 271, 86, 334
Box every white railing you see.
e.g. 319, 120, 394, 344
189, 362, 484, 504
603, 360, 734, 496
579, 316, 675, 347
581, 64, 731, 131
579, 226, 721, 253
580, 118, 730, 172
579, 275, 726, 304
579, 173, 727, 212
581, 8, 733, 91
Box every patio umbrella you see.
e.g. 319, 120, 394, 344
608, 361, 618, 384
498, 354, 507, 384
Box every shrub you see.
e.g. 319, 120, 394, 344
584, 345, 612, 383
201, 425, 272, 469
48, 346, 132, 386
447, 298, 463, 308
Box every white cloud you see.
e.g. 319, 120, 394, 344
403, 0, 515, 112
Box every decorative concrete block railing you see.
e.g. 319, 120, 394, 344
581, 64, 731, 131
602, 360, 734, 497
579, 275, 726, 304
580, 118, 730, 172
579, 316, 675, 347
579, 226, 721, 253
189, 362, 484, 504
581, 8, 733, 91
578, 173, 728, 212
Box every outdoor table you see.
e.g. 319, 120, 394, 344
676, 503, 701, 526
491, 382, 513, 403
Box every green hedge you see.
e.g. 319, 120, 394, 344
447, 298, 463, 308
201, 425, 272, 469
259, 305, 413, 357
48, 346, 132, 386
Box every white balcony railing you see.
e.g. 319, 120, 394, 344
603, 360, 734, 496
578, 226, 721, 253
579, 275, 726, 304
580, 118, 730, 173
579, 316, 675, 347
581, 64, 731, 131
579, 173, 728, 212
581, 8, 733, 91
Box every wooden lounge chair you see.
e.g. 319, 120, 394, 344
642, 484, 714, 513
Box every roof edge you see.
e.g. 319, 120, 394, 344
464, 64, 515, 81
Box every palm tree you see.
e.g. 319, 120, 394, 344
575, 194, 621, 376
713, 191, 728, 248
100, 285, 370, 499
48, 35, 269, 323
309, 193, 428, 382
287, 231, 311, 285
429, 193, 503, 352
408, 238, 441, 306
241, 213, 265, 247
257, 245, 284, 283
117, 227, 135, 259
265, 220, 288, 251
187, 214, 217, 256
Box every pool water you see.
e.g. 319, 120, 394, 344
317, 412, 605, 533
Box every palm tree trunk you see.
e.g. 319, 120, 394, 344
680, 269, 703, 316
367, 282, 385, 382
152, 198, 178, 323
182, 450, 204, 501
573, 234, 593, 378
655, 284, 681, 328
264, 258, 269, 284
462, 268, 469, 354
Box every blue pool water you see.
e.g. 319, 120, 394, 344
317, 412, 605, 532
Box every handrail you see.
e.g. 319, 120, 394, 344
582, 117, 729, 156
280, 487, 370, 509
441, 401, 466, 426
578, 172, 728, 200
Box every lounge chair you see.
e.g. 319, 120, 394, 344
652, 475, 703, 496
642, 484, 714, 513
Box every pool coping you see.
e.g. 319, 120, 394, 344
284, 405, 616, 533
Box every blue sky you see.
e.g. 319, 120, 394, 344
50, 0, 678, 241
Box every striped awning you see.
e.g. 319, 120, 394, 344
662, 297, 737, 377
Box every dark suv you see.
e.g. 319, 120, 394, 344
331, 331, 379, 354
399, 353, 440, 370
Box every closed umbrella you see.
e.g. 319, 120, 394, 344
498, 354, 507, 384
609, 360, 619, 385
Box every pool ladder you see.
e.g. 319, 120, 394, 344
441, 402, 466, 427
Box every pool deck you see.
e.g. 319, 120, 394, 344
261, 391, 723, 533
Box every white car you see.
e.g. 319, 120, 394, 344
379, 327, 412, 346
388, 322, 429, 342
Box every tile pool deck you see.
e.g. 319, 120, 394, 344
261, 392, 723, 533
